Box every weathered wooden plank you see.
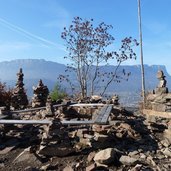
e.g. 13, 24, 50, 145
0, 115, 8, 119
95, 105, 112, 124
70, 103, 105, 107
61, 120, 94, 125
11, 103, 103, 114
11, 106, 46, 113
95, 106, 108, 123
11, 103, 68, 114
100, 105, 113, 123
0, 119, 95, 125
143, 109, 171, 119
0, 119, 52, 124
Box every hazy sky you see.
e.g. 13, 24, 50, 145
0, 0, 171, 72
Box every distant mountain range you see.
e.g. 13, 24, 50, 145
0, 59, 170, 105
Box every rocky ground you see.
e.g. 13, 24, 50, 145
0, 107, 171, 171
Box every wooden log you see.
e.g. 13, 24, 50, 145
143, 109, 171, 119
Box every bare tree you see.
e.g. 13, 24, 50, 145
59, 17, 138, 99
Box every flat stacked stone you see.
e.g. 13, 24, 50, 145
11, 68, 28, 110
32, 79, 49, 107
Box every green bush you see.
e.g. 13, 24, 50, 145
50, 83, 67, 101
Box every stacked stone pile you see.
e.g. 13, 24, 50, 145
37, 118, 75, 157
11, 68, 28, 110
32, 79, 49, 108
146, 70, 171, 112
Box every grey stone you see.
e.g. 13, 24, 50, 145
63, 166, 74, 171
87, 151, 96, 163
128, 151, 139, 157
86, 163, 96, 171
94, 148, 118, 165
119, 155, 138, 165
162, 148, 171, 157
38, 145, 75, 157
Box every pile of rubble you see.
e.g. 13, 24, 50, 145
0, 105, 171, 171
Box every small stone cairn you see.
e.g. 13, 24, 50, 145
32, 79, 49, 108
155, 70, 168, 94
146, 70, 171, 112
11, 68, 28, 110
37, 118, 75, 157
45, 95, 54, 117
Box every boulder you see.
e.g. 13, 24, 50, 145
119, 155, 138, 165
162, 148, 171, 157
94, 133, 109, 142
87, 151, 96, 163
94, 148, 119, 165
63, 166, 74, 171
86, 163, 96, 171
38, 145, 75, 157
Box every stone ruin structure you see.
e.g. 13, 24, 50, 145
146, 70, 171, 112
32, 79, 49, 107
11, 68, 28, 110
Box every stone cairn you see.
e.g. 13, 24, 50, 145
45, 95, 54, 117
32, 79, 49, 108
155, 70, 168, 94
11, 68, 28, 110
37, 118, 75, 157
146, 70, 171, 112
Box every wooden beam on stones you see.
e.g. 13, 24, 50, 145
143, 109, 171, 119
100, 105, 113, 124
0, 119, 52, 124
0, 115, 8, 119
11, 103, 69, 114
70, 103, 105, 107
61, 120, 94, 125
11, 106, 46, 113
95, 105, 113, 124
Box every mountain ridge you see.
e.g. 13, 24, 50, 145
0, 59, 170, 101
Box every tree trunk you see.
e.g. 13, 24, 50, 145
137, 0, 146, 105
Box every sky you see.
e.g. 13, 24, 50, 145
0, 0, 171, 73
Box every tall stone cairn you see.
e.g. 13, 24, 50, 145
11, 68, 28, 109
155, 70, 168, 94
32, 79, 49, 107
